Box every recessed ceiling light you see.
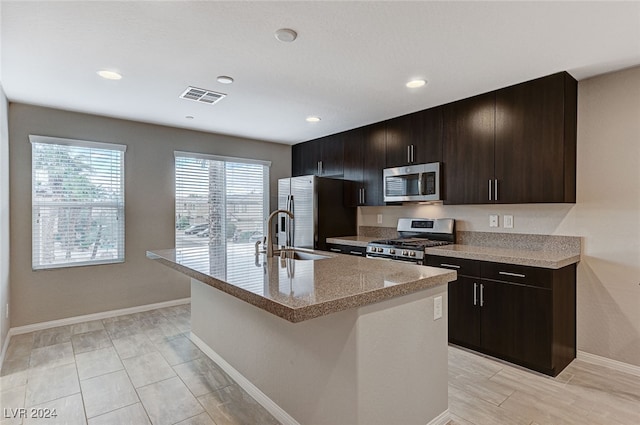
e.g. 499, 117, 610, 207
217, 76, 234, 84
406, 79, 427, 88
185, 116, 194, 119
275, 28, 298, 43
306, 116, 321, 123
97, 70, 122, 80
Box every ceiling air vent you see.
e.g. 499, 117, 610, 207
179, 86, 226, 105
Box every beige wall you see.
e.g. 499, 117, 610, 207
9, 104, 291, 327
360, 66, 640, 366
0, 85, 9, 351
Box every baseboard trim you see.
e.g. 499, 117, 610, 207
0, 330, 11, 373
577, 350, 640, 377
8, 298, 191, 336
427, 409, 450, 425
189, 332, 301, 425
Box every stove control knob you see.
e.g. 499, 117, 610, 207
402, 250, 408, 256
409, 251, 416, 257
376, 247, 382, 253
389, 249, 395, 255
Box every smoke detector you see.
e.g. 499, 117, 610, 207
179, 86, 226, 105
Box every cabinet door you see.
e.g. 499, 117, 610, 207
442, 93, 496, 204
362, 122, 386, 206
448, 277, 481, 348
292, 140, 321, 177
385, 113, 422, 167
480, 281, 552, 370
319, 134, 344, 177
343, 128, 364, 207
385, 108, 443, 168
494, 73, 567, 203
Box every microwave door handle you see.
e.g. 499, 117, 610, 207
418, 172, 427, 195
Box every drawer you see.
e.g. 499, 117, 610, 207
326, 243, 366, 257
481, 262, 552, 289
425, 255, 481, 277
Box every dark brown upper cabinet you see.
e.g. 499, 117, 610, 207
442, 92, 496, 204
494, 72, 577, 203
385, 107, 443, 168
343, 124, 386, 206
291, 134, 344, 177
442, 72, 577, 204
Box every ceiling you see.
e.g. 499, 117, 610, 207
2, 1, 639, 145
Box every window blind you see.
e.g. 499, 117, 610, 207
30, 135, 126, 270
174, 152, 270, 252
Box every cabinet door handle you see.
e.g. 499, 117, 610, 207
329, 248, 342, 252
494, 179, 498, 201
317, 161, 323, 175
480, 283, 484, 307
410, 145, 415, 163
473, 282, 478, 306
498, 271, 526, 278
362, 188, 366, 204
439, 263, 461, 269
488, 179, 492, 201
407, 146, 411, 163
349, 250, 364, 256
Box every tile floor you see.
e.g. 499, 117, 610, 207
0, 305, 279, 425
1, 304, 639, 425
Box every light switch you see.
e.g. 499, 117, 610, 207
504, 215, 514, 228
489, 214, 499, 228
377, 214, 383, 224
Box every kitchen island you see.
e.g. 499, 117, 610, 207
147, 245, 456, 425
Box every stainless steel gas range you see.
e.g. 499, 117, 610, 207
366, 218, 455, 264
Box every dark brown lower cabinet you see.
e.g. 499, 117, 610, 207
427, 256, 576, 376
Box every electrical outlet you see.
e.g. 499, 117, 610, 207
434, 296, 442, 320
504, 215, 514, 228
377, 214, 383, 224
489, 214, 499, 228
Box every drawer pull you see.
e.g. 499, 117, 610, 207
349, 251, 363, 256
499, 271, 526, 278
329, 248, 342, 252
440, 263, 461, 269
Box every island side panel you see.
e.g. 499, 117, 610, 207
356, 286, 449, 425
190, 278, 448, 425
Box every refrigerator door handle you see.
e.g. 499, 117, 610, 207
289, 195, 295, 247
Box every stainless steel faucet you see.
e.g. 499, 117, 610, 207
265, 209, 294, 257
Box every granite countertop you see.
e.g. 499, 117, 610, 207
326, 235, 378, 247
147, 246, 455, 323
424, 244, 580, 269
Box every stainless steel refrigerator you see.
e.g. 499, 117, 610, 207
277, 175, 356, 251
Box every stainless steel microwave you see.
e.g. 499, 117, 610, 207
383, 162, 441, 202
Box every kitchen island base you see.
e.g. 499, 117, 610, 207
190, 278, 450, 425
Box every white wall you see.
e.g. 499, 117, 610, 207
9, 104, 291, 327
359, 66, 640, 366
0, 85, 10, 353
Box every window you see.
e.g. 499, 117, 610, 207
174, 151, 270, 250
31, 135, 126, 270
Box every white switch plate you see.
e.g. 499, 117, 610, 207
377, 214, 383, 224
434, 296, 443, 320
504, 215, 514, 228
489, 214, 499, 228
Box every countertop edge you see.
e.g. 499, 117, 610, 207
148, 253, 456, 323
326, 236, 376, 248
424, 247, 581, 269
